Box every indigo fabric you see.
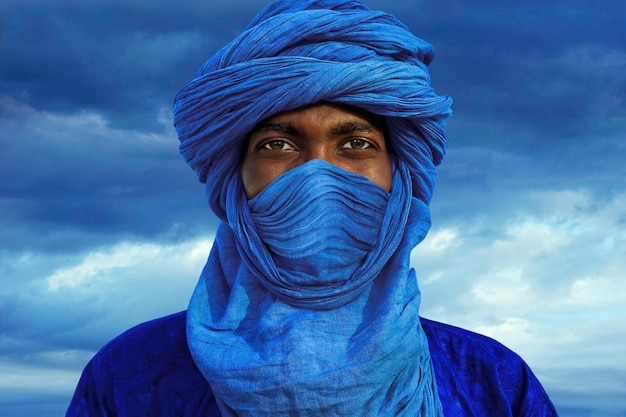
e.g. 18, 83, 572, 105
247, 160, 392, 308
173, 0, 452, 220
65, 1, 562, 415
187, 158, 442, 415
242, 159, 412, 309
176, 0, 454, 415
66, 312, 560, 417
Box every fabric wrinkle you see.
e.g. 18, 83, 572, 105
173, 1, 452, 220
179, 0, 452, 415
187, 157, 442, 415
64, 2, 561, 416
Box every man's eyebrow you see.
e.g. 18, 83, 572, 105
251, 122, 302, 136
330, 122, 380, 136
249, 120, 382, 137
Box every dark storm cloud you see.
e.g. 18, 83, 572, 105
380, 1, 626, 145
0, 98, 217, 253
1, 2, 625, 416
3, 0, 624, 144
2, 0, 623, 260
1, 0, 268, 129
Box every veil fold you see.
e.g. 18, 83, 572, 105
173, 0, 452, 219
176, 1, 452, 415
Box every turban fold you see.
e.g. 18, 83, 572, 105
181, 1, 450, 415
173, 0, 452, 219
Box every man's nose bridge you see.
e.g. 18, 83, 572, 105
305, 141, 331, 162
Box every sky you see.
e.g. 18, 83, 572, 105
1, 0, 625, 416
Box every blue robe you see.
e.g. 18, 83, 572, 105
66, 311, 558, 416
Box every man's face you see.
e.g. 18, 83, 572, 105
241, 103, 392, 199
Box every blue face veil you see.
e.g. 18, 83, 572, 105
173, 1, 452, 415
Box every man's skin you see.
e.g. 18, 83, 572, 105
241, 103, 393, 198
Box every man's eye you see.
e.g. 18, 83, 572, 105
342, 139, 372, 150
262, 140, 296, 151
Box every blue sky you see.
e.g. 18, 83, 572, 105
1, 1, 625, 416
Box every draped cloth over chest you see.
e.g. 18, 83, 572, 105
174, 0, 453, 415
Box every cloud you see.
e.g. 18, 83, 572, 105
2, 1, 625, 416
1, 97, 217, 253
0, 233, 215, 414
0, 0, 269, 130
415, 188, 626, 414
1, 236, 214, 353
46, 241, 188, 291
416, 188, 626, 368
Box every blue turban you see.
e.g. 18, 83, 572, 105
173, 0, 452, 220
175, 1, 452, 415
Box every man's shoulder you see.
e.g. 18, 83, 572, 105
420, 316, 532, 385
421, 317, 558, 416
106, 310, 188, 346
420, 317, 522, 361
97, 311, 188, 360
90, 311, 203, 385
68, 312, 218, 416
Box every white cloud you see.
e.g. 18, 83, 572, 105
418, 228, 460, 255
41, 237, 215, 316
3, 235, 215, 348
472, 267, 531, 308
2, 234, 218, 415
46, 238, 213, 292
562, 277, 624, 308
416, 189, 626, 396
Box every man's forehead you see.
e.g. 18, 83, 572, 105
250, 103, 386, 134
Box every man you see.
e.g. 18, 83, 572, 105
67, 1, 559, 416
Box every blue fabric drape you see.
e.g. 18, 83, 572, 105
173, 0, 452, 220
187, 159, 442, 415
236, 160, 412, 309
175, 0, 453, 415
